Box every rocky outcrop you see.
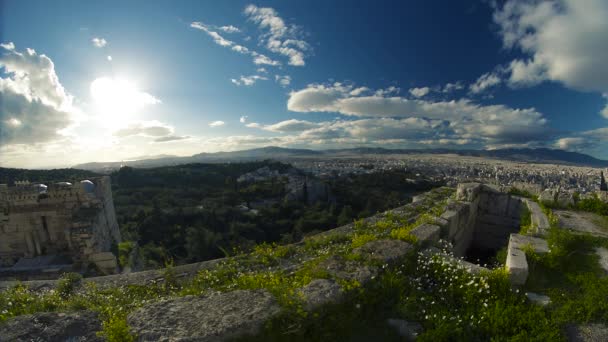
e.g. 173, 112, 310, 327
0, 311, 103, 342
127, 290, 281, 341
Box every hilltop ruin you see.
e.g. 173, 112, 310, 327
0, 176, 121, 280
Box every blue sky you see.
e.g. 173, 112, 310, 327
1, 0, 608, 168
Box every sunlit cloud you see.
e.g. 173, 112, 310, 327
91, 37, 107, 48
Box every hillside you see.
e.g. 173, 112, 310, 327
72, 147, 608, 171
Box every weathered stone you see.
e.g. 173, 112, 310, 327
410, 224, 440, 245
299, 279, 343, 311
509, 234, 550, 254
0, 311, 103, 342
456, 183, 482, 202
506, 244, 528, 285
353, 239, 413, 265
524, 199, 551, 235
317, 255, 379, 284
439, 210, 459, 239
538, 189, 557, 205
525, 292, 551, 306
596, 247, 608, 274
89, 252, 118, 275
566, 324, 608, 342
554, 210, 608, 239
556, 191, 575, 207
127, 290, 281, 342
387, 319, 423, 341
0, 176, 121, 280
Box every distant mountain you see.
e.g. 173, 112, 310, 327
72, 146, 608, 171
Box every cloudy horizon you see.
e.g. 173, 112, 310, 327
2, 0, 608, 168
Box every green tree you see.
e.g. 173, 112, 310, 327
337, 205, 354, 226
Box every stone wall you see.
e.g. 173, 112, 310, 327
438, 183, 525, 258
0, 176, 121, 279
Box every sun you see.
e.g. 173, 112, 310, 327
90, 77, 159, 128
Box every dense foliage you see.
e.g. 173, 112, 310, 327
109, 162, 438, 267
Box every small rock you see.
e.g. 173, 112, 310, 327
0, 311, 103, 342
525, 292, 551, 306
299, 279, 343, 311
387, 318, 423, 341
127, 290, 281, 341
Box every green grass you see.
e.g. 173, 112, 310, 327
0, 187, 455, 341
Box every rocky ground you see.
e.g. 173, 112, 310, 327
554, 210, 608, 239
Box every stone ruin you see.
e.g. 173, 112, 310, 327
0, 176, 121, 280
0, 183, 556, 340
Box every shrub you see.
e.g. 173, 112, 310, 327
57, 272, 83, 299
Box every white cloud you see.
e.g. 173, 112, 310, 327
154, 135, 190, 143
245, 122, 261, 128
409, 87, 430, 98
209, 120, 225, 127
251, 52, 281, 66
191, 21, 281, 66
287, 82, 549, 145
219, 25, 241, 33
0, 42, 15, 50
91, 37, 107, 48
494, 0, 608, 95
599, 94, 608, 119
252, 119, 321, 133
442, 82, 464, 93
240, 115, 248, 123
0, 45, 75, 145
554, 137, 593, 151
107, 55, 112, 61
113, 121, 174, 138
469, 72, 501, 94
257, 67, 267, 73
244, 4, 310, 66
275, 74, 291, 87
231, 75, 268, 86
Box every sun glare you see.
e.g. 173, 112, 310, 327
90, 77, 159, 128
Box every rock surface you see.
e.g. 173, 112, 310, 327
299, 278, 343, 310
0, 311, 103, 342
554, 210, 608, 238
387, 318, 423, 341
567, 324, 608, 342
127, 290, 281, 341
524, 199, 551, 235
525, 292, 551, 306
353, 239, 413, 265
317, 255, 378, 284
509, 234, 550, 254
596, 247, 608, 274
410, 224, 440, 245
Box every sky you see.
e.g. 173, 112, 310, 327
1, 0, 608, 168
